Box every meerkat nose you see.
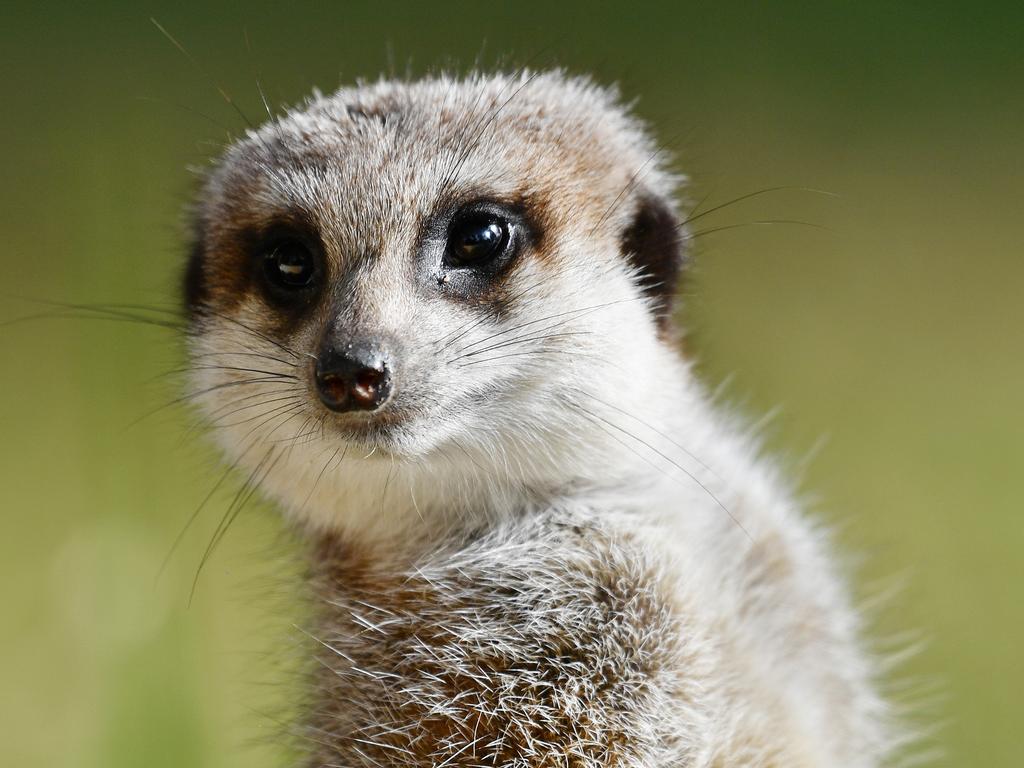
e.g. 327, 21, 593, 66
314, 343, 392, 413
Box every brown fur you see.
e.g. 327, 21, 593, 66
304, 513, 703, 767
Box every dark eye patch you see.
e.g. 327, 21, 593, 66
414, 193, 553, 316
241, 218, 326, 320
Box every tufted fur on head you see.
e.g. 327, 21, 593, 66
184, 71, 896, 766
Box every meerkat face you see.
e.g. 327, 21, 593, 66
184, 72, 687, 538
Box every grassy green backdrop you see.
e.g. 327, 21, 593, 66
1, 2, 1021, 765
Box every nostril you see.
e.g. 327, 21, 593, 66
351, 367, 384, 406
317, 372, 352, 411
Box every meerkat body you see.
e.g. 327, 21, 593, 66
185, 72, 891, 766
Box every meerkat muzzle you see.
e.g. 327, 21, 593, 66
314, 342, 392, 412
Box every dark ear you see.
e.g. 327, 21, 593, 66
619, 193, 686, 332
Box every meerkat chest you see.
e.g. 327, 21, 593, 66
304, 513, 708, 768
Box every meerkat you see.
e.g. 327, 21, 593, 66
183, 71, 895, 767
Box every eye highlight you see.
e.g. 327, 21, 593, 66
445, 211, 512, 267
262, 239, 317, 292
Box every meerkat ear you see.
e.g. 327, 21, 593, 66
619, 192, 687, 331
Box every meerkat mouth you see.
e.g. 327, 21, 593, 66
316, 406, 413, 456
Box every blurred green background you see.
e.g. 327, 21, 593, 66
1, 2, 1021, 765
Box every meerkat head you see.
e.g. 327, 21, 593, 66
184, 71, 689, 542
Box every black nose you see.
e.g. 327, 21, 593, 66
314, 343, 391, 413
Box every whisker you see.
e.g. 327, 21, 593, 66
575, 391, 718, 477
151, 18, 255, 130
203, 388, 305, 422
176, 364, 298, 380
264, 404, 309, 441
454, 347, 587, 368
686, 219, 827, 240
238, 402, 306, 445
297, 444, 348, 517
453, 332, 592, 365
209, 396, 306, 430
588, 147, 665, 238
432, 259, 625, 355
380, 461, 396, 520
189, 446, 280, 605
450, 349, 605, 371
243, 27, 275, 122
567, 400, 751, 541
279, 419, 325, 446
191, 349, 298, 369
447, 297, 641, 362
137, 94, 237, 135
1, 307, 182, 331
155, 454, 240, 586
198, 308, 302, 361
280, 413, 318, 451
126, 376, 292, 430
681, 186, 837, 228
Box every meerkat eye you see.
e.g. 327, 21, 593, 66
445, 211, 511, 266
262, 239, 317, 292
